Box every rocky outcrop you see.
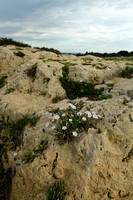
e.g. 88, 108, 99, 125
0, 46, 133, 200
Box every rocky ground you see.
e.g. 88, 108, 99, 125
0, 45, 133, 200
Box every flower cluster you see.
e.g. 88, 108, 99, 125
45, 102, 101, 143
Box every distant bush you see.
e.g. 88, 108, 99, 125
35, 46, 61, 55
121, 66, 133, 78
14, 51, 25, 58
0, 37, 31, 47
76, 50, 133, 58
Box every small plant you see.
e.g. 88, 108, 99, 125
52, 93, 62, 103
97, 94, 112, 100
0, 75, 8, 89
23, 138, 48, 163
26, 63, 38, 79
121, 66, 133, 78
40, 90, 47, 96
14, 51, 25, 58
5, 87, 15, 94
47, 179, 65, 200
46, 102, 101, 144
0, 114, 40, 150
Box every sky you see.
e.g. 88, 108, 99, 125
0, 0, 133, 53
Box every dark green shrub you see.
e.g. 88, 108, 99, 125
0, 75, 8, 89
59, 76, 104, 100
14, 51, 25, 58
47, 179, 65, 200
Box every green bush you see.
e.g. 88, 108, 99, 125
121, 66, 133, 78
47, 179, 65, 200
59, 76, 104, 100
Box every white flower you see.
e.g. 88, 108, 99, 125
49, 113, 52, 117
54, 115, 60, 120
69, 103, 76, 110
71, 114, 74, 117
93, 114, 98, 119
69, 119, 73, 122
85, 111, 92, 118
59, 107, 64, 110
77, 111, 82, 116
82, 117, 87, 121
51, 117, 55, 122
72, 131, 78, 137
79, 80, 83, 82
45, 122, 50, 127
98, 115, 102, 118
51, 125, 56, 130
62, 113, 66, 117
92, 111, 97, 115
13, 153, 17, 156
62, 126, 67, 130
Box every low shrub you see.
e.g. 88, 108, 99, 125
121, 66, 133, 78
14, 51, 25, 58
46, 101, 101, 144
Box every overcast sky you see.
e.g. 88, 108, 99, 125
0, 0, 133, 53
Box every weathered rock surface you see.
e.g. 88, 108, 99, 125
0, 46, 133, 200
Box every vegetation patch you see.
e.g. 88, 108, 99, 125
46, 101, 101, 144
5, 88, 15, 94
46, 179, 66, 200
52, 93, 62, 103
23, 138, 48, 163
0, 114, 39, 199
26, 62, 38, 79
14, 51, 25, 58
0, 114, 40, 150
0, 38, 31, 47
121, 66, 133, 78
97, 94, 112, 100
0, 75, 8, 89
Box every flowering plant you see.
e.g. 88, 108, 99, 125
45, 101, 101, 144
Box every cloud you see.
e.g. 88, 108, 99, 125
0, 0, 133, 52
